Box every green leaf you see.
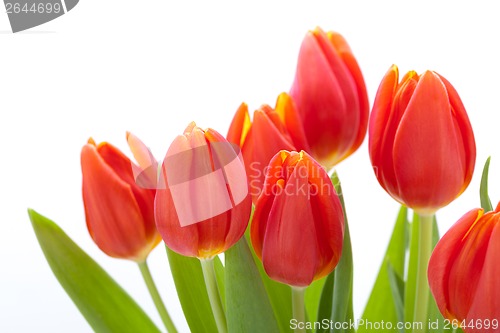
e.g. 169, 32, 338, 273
166, 248, 219, 333
225, 237, 281, 333
329, 171, 354, 333
315, 272, 334, 333
358, 206, 408, 333
28, 209, 161, 333
245, 232, 293, 333
480, 157, 493, 212
387, 262, 405, 332
305, 276, 327, 324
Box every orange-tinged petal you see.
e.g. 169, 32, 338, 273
437, 74, 476, 191
155, 123, 251, 258
261, 158, 318, 287
328, 32, 369, 159
393, 71, 464, 213
369, 65, 399, 169
251, 150, 344, 287
447, 212, 494, 321
227, 103, 251, 148
82, 144, 151, 261
428, 208, 483, 320
291, 28, 367, 169
245, 110, 295, 201
291, 30, 348, 165
466, 221, 500, 328
274, 93, 310, 152
126, 131, 158, 190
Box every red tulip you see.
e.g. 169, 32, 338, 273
81, 137, 161, 262
227, 93, 309, 202
250, 150, 344, 287
428, 204, 500, 332
290, 27, 369, 169
369, 65, 476, 214
155, 122, 252, 258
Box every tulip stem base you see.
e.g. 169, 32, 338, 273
200, 258, 227, 333
138, 261, 178, 333
413, 214, 434, 332
292, 287, 306, 333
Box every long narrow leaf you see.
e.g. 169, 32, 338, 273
245, 231, 293, 333
225, 238, 280, 333
305, 276, 327, 325
358, 206, 408, 333
166, 248, 219, 333
387, 262, 405, 333
329, 171, 354, 333
29, 209, 161, 333
315, 272, 335, 333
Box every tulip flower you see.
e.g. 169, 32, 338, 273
250, 150, 344, 287
155, 122, 252, 259
81, 138, 161, 262
82, 136, 178, 332
428, 204, 500, 332
369, 65, 476, 215
290, 27, 369, 169
227, 93, 309, 202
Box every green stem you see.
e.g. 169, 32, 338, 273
413, 214, 434, 332
292, 287, 306, 333
138, 261, 178, 333
200, 258, 227, 333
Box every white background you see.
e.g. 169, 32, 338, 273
1, 1, 499, 332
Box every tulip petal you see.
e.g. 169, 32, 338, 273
393, 71, 464, 212
250, 151, 287, 258
154, 185, 199, 257
244, 111, 295, 201
227, 103, 251, 148
447, 212, 494, 321
428, 208, 482, 319
369, 65, 398, 186
302, 154, 344, 279
274, 93, 311, 152
437, 74, 476, 191
81, 144, 149, 261
291, 30, 348, 165
126, 131, 159, 190
328, 32, 369, 159
261, 159, 318, 287
466, 221, 500, 328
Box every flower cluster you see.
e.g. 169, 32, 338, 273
30, 25, 499, 333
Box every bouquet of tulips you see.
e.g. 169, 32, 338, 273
29, 27, 498, 333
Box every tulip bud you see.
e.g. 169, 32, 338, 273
227, 93, 309, 202
428, 204, 500, 332
81, 137, 161, 262
290, 27, 369, 169
155, 122, 252, 259
250, 150, 344, 287
369, 65, 476, 214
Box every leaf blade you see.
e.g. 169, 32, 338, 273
358, 206, 408, 333
225, 238, 281, 333
166, 248, 219, 333
29, 209, 161, 333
